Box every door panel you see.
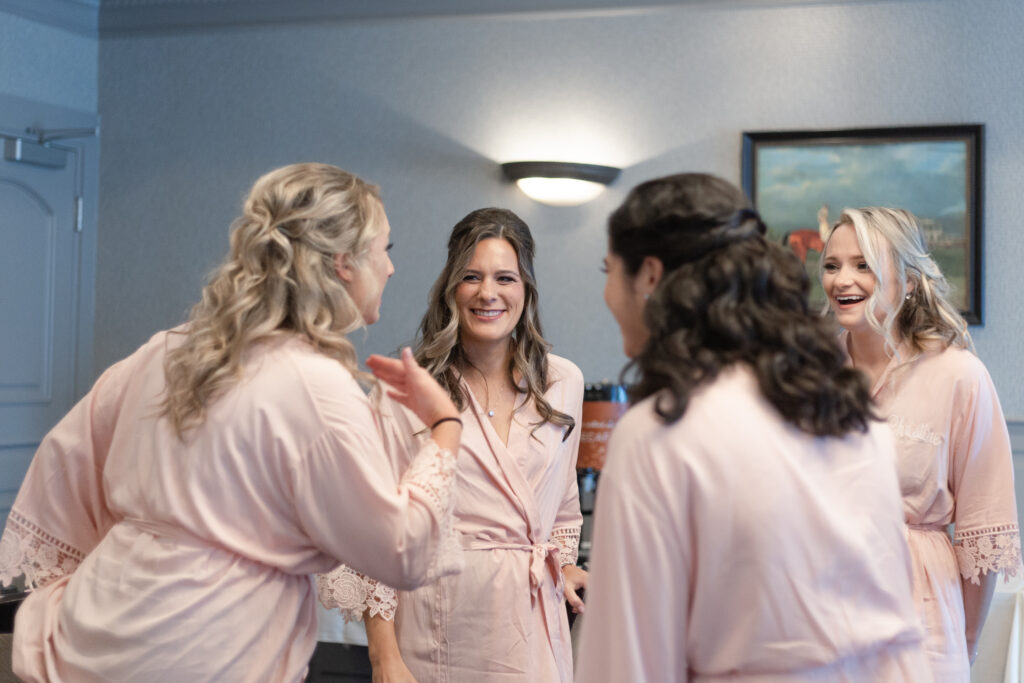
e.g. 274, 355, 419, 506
0, 179, 58, 404
0, 135, 81, 525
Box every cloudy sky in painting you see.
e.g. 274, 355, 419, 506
755, 140, 968, 236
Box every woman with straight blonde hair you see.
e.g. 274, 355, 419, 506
320, 207, 585, 682
0, 162, 464, 683
820, 207, 1019, 681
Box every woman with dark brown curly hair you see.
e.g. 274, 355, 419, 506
576, 173, 929, 682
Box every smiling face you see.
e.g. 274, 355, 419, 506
455, 238, 525, 349
821, 223, 902, 334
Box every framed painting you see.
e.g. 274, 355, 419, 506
741, 125, 983, 324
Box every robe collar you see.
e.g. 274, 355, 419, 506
460, 378, 545, 543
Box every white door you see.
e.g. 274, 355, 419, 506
0, 101, 98, 527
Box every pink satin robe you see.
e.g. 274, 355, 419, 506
0, 330, 461, 682
845, 334, 1021, 681
577, 366, 931, 682
319, 354, 584, 682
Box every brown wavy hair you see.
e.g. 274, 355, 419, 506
414, 208, 574, 437
609, 173, 874, 437
160, 163, 384, 439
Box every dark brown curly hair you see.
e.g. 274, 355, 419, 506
609, 173, 874, 437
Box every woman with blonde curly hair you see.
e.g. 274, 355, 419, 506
0, 162, 464, 682
820, 207, 1019, 680
320, 208, 585, 682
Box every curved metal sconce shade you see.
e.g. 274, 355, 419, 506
501, 161, 621, 206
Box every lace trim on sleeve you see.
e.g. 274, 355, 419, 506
402, 444, 463, 582
0, 509, 85, 589
316, 564, 398, 622
401, 444, 455, 520
551, 525, 581, 567
954, 524, 1022, 585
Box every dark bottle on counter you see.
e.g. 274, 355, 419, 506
576, 382, 628, 568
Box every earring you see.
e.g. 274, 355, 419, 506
905, 292, 912, 301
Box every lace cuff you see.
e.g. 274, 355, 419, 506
316, 565, 398, 622
954, 524, 1022, 585
0, 509, 85, 589
551, 525, 581, 567
402, 443, 463, 583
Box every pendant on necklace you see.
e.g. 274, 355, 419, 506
487, 410, 495, 417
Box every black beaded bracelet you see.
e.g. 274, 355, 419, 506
431, 416, 463, 430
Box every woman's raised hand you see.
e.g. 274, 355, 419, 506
367, 347, 460, 429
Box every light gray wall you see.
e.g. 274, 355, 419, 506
0, 9, 97, 112
96, 0, 1024, 417
1012, 422, 1024, 532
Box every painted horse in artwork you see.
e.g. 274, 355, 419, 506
782, 205, 830, 264
782, 229, 825, 263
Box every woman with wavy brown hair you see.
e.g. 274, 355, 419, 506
320, 207, 585, 682
577, 173, 929, 682
0, 162, 464, 683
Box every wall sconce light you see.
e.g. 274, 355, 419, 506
501, 161, 621, 207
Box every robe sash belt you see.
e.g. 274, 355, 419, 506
463, 539, 563, 600
463, 538, 570, 680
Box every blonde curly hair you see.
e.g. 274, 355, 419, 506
160, 162, 384, 438
822, 207, 971, 361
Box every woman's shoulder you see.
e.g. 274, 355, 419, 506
94, 326, 183, 387
130, 326, 185, 361
546, 353, 584, 388
612, 393, 662, 438
617, 367, 762, 442
913, 344, 989, 383
686, 366, 766, 423
606, 378, 744, 476
250, 336, 364, 405
612, 371, 738, 434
